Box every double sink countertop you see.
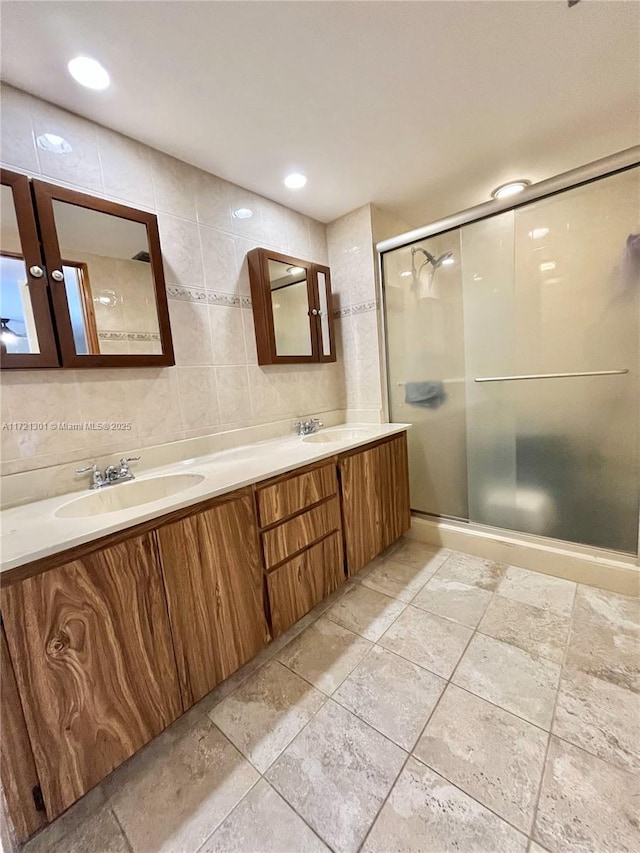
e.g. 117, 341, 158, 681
0, 423, 410, 574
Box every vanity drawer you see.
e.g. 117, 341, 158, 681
267, 532, 345, 638
257, 463, 338, 527
262, 496, 341, 570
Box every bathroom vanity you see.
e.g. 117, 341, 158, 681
0, 425, 409, 841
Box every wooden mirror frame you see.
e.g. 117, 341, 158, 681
32, 180, 174, 368
247, 248, 336, 365
0, 170, 59, 369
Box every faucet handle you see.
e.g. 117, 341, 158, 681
76, 462, 99, 475
120, 456, 140, 466
311, 418, 323, 427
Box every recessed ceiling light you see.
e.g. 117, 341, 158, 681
67, 56, 110, 90
529, 227, 549, 239
441, 257, 455, 266
36, 133, 73, 154
287, 266, 304, 275
232, 207, 253, 219
491, 180, 531, 200
540, 261, 557, 272
284, 173, 307, 189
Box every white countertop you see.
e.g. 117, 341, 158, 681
0, 423, 409, 574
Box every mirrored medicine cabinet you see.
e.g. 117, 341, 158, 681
247, 248, 335, 365
0, 169, 174, 369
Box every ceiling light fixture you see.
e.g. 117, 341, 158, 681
491, 180, 531, 200
441, 257, 455, 266
529, 227, 549, 239
287, 266, 304, 275
284, 173, 307, 189
67, 56, 110, 90
540, 261, 557, 272
399, 271, 412, 278
36, 133, 73, 154
232, 207, 253, 219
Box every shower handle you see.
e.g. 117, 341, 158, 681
474, 369, 629, 382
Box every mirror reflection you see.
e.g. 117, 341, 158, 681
268, 259, 312, 356
52, 201, 162, 355
0, 184, 41, 354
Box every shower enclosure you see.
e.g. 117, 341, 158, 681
381, 158, 639, 555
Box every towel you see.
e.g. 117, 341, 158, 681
405, 381, 447, 409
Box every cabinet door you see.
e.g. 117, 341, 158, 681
0, 533, 182, 820
378, 433, 411, 549
339, 445, 382, 575
32, 179, 174, 368
0, 627, 47, 841
313, 264, 337, 363
0, 169, 59, 368
156, 491, 268, 709
267, 533, 345, 638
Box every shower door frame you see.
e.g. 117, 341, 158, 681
376, 145, 640, 561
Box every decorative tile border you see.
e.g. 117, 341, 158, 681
166, 284, 377, 318
166, 284, 246, 307
333, 299, 378, 319
98, 330, 161, 341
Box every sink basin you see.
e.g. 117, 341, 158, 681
55, 474, 205, 519
303, 427, 379, 444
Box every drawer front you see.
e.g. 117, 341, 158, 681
267, 533, 344, 637
262, 496, 341, 569
257, 463, 338, 527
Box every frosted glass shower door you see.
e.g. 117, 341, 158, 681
464, 168, 639, 553
384, 165, 639, 554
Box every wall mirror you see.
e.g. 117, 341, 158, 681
247, 248, 335, 365
0, 169, 174, 369
33, 180, 173, 367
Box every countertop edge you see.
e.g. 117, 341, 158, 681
0, 424, 410, 575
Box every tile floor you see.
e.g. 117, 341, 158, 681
23, 538, 640, 853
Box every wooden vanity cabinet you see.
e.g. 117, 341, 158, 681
0, 431, 410, 841
156, 489, 268, 709
339, 433, 411, 575
0, 532, 182, 821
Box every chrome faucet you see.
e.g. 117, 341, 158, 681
76, 456, 140, 489
294, 418, 323, 436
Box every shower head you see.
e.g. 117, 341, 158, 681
411, 247, 454, 269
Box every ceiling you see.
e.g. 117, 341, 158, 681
1, 1, 638, 227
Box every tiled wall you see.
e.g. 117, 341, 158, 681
0, 84, 352, 474
327, 203, 413, 418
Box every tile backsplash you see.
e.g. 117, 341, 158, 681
0, 84, 362, 475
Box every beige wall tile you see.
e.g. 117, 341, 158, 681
158, 214, 204, 285
0, 85, 383, 475
97, 127, 155, 209
149, 149, 198, 220
168, 300, 214, 365
0, 84, 39, 172
200, 226, 237, 292
31, 100, 103, 192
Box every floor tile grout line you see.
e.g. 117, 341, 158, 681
263, 695, 410, 853
322, 591, 409, 644
109, 804, 136, 853
358, 569, 497, 853
208, 660, 333, 775
526, 575, 580, 848
409, 756, 532, 842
